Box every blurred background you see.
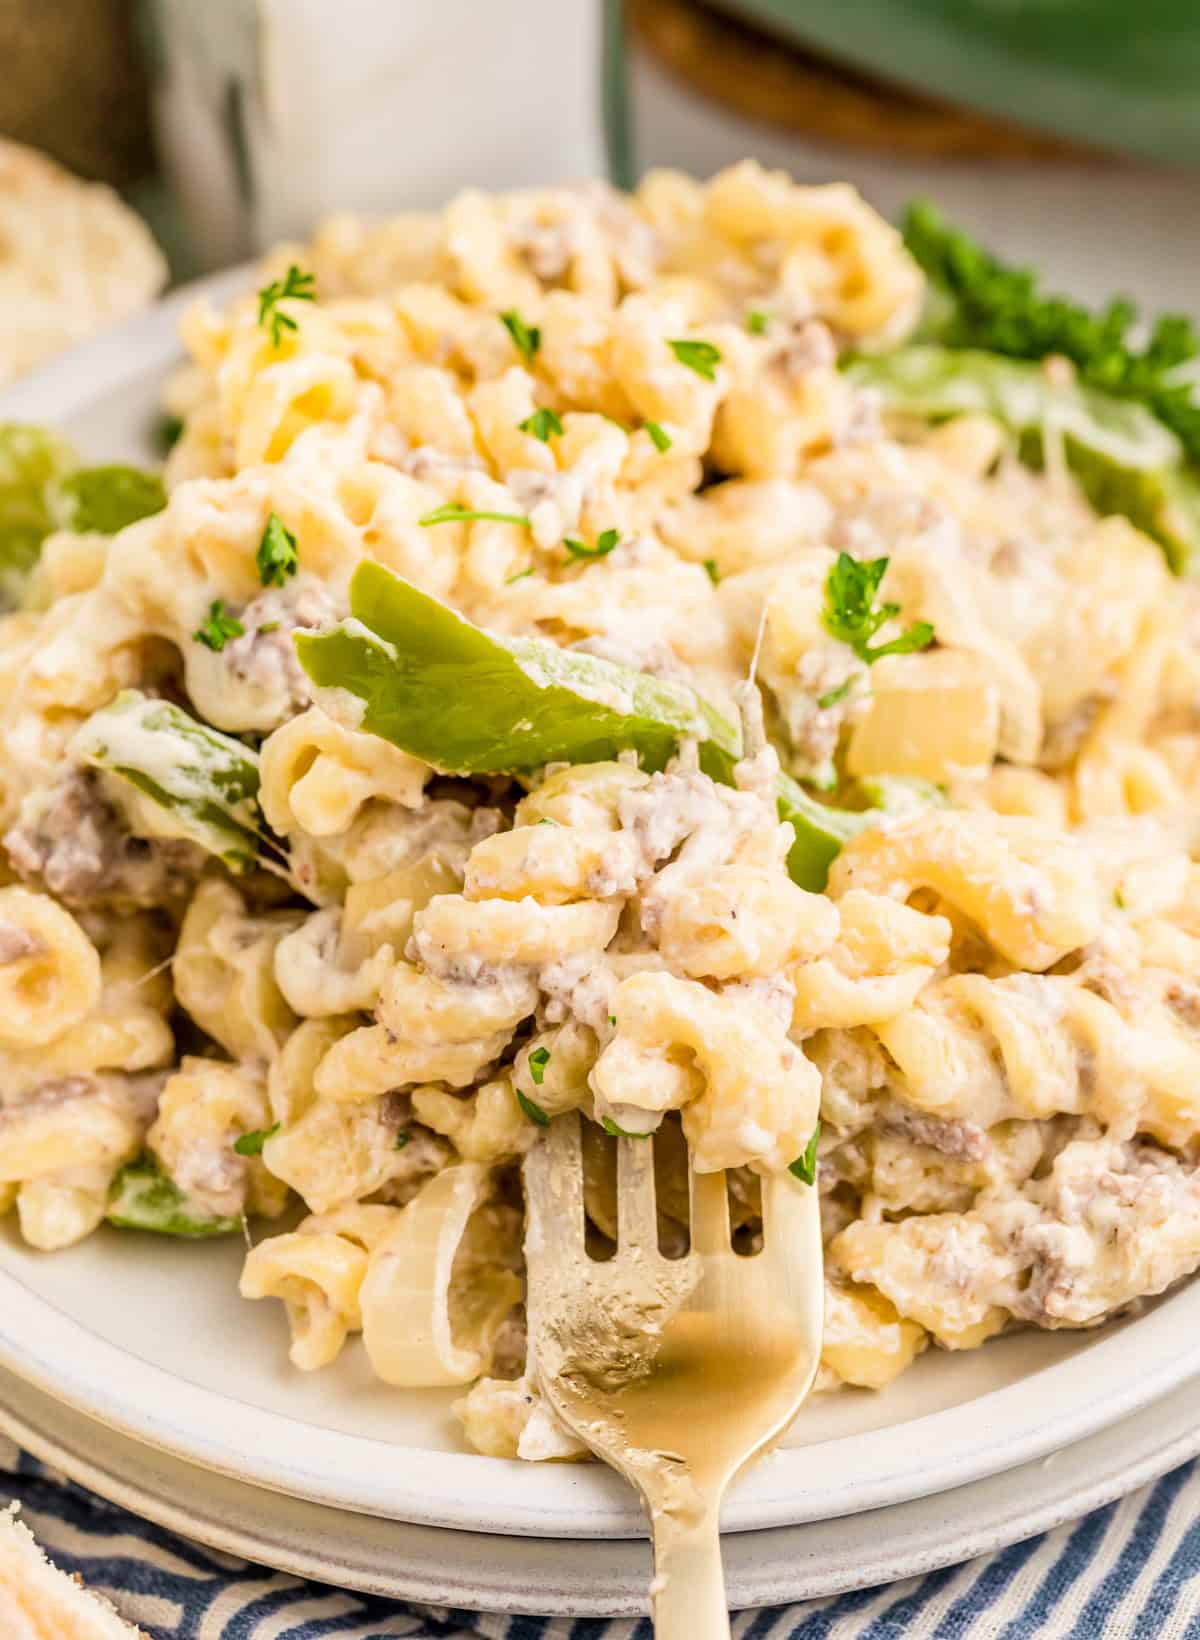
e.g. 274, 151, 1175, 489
2, 0, 1199, 379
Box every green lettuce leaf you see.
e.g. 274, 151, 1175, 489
846, 345, 1200, 574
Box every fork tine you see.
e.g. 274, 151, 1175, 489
760, 1168, 817, 1244
524, 1114, 824, 1636
524, 1111, 586, 1256
616, 1134, 658, 1250
689, 1166, 731, 1256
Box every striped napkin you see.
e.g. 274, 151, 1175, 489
3, 1435, 1198, 1637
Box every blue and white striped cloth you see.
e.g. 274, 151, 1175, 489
4, 1435, 1200, 1638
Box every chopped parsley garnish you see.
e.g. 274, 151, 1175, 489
233, 1123, 279, 1157
256, 263, 316, 347
505, 565, 535, 584
257, 620, 281, 634
516, 1089, 550, 1126
193, 600, 245, 652
528, 1046, 551, 1085
157, 412, 184, 452
608, 1014, 617, 1026
564, 527, 620, 561
668, 338, 722, 381
519, 407, 564, 443
1114, 888, 1127, 910
601, 1116, 653, 1139
255, 512, 298, 587
645, 420, 672, 452
746, 310, 770, 336
822, 553, 934, 665
395, 1131, 410, 1150
420, 503, 531, 528
537, 816, 560, 825
702, 557, 720, 584
500, 309, 541, 366
788, 1122, 820, 1187
817, 677, 856, 711
903, 199, 1200, 465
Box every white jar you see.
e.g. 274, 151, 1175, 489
145, 0, 608, 267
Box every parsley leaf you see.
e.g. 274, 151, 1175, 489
519, 407, 564, 443
500, 309, 541, 366
157, 413, 184, 453
702, 557, 720, 584
233, 1123, 279, 1157
528, 1046, 551, 1085
817, 677, 856, 711
788, 1122, 820, 1187
420, 503, 531, 528
395, 1131, 410, 1150
255, 512, 298, 587
822, 553, 934, 665
601, 1116, 653, 1138
505, 565, 535, 584
903, 199, 1200, 465
668, 338, 722, 381
193, 600, 245, 652
256, 264, 317, 347
516, 1089, 550, 1126
644, 420, 672, 452
746, 310, 770, 336
564, 527, 620, 562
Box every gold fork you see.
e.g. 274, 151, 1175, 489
524, 1113, 824, 1636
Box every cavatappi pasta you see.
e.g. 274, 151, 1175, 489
3, 161, 1200, 1459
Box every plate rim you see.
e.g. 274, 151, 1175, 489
4, 280, 1200, 1540
5, 1260, 1200, 1536
4, 1360, 1200, 1616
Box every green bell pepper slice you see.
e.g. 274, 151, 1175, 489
776, 771, 875, 891
0, 423, 78, 604
297, 562, 874, 890
107, 1153, 241, 1238
0, 422, 168, 608
49, 464, 167, 537
73, 691, 263, 872
299, 560, 738, 780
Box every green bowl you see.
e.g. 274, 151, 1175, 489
723, 0, 1200, 166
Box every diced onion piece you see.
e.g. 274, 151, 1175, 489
847, 650, 999, 782
359, 1162, 520, 1387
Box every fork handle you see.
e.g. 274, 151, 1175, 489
650, 1505, 731, 1639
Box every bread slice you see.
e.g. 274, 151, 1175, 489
0, 139, 166, 387
0, 1506, 144, 1638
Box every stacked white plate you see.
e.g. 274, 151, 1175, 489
3, 288, 1200, 1616
3, 1222, 1200, 1613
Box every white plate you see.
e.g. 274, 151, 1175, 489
4, 1361, 1200, 1615
4, 285, 1200, 1541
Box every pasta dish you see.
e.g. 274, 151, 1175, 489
2, 163, 1200, 1464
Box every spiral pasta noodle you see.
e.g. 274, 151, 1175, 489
3, 160, 1199, 1457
